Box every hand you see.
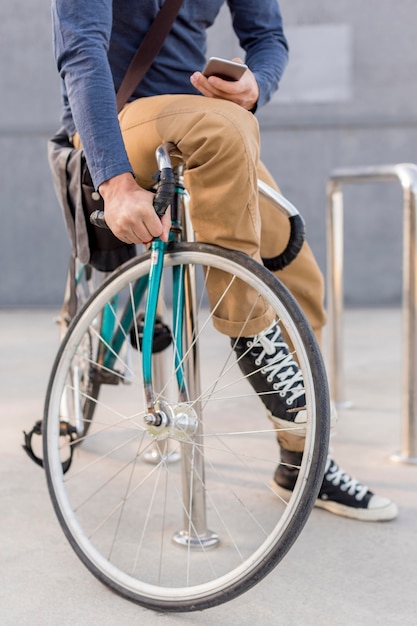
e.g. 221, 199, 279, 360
99, 173, 171, 244
190, 57, 259, 111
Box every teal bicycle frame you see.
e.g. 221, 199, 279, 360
98, 145, 193, 424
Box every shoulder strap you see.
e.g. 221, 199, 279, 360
116, 0, 184, 112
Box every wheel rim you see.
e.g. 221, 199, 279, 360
44, 245, 329, 610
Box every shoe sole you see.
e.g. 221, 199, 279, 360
267, 410, 307, 437
270, 480, 398, 522
267, 403, 339, 439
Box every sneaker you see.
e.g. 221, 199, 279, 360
272, 449, 398, 521
232, 320, 307, 436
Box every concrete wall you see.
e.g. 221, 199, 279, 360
1, 1, 416, 307
0, 1, 66, 307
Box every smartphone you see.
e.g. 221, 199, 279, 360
202, 57, 248, 82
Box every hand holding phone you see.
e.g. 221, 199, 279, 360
191, 56, 257, 111
202, 57, 248, 82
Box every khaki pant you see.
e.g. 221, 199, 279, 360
118, 94, 326, 342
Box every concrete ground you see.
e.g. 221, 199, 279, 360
1, 308, 416, 626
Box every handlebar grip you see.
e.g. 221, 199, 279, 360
261, 214, 305, 272
153, 167, 175, 217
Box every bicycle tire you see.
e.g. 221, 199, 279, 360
43, 242, 330, 612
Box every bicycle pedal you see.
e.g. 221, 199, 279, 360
91, 366, 121, 385
130, 313, 172, 353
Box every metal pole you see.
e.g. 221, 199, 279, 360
392, 169, 417, 463
326, 182, 351, 407
173, 191, 219, 548
326, 164, 417, 463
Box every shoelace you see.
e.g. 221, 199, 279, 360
247, 322, 305, 405
324, 456, 369, 501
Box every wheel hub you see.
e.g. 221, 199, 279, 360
144, 401, 198, 441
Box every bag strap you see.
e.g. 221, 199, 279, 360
116, 0, 184, 112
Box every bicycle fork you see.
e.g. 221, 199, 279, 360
142, 237, 219, 549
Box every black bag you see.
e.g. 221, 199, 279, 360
48, 127, 136, 272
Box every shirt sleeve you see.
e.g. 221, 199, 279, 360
228, 0, 289, 108
52, 0, 133, 189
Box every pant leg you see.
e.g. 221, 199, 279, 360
118, 94, 275, 336
257, 162, 326, 452
76, 95, 326, 343
257, 162, 326, 346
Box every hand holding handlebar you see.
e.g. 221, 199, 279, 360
91, 145, 176, 242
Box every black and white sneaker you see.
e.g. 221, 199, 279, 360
232, 320, 307, 436
272, 449, 398, 521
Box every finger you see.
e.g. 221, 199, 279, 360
190, 71, 220, 97
122, 221, 152, 245
206, 75, 235, 91
160, 211, 172, 242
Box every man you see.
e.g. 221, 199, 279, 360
51, 0, 397, 521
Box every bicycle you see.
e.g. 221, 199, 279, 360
42, 143, 330, 612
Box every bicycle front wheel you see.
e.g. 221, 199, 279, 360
43, 243, 330, 612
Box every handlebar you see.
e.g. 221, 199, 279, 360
257, 180, 305, 271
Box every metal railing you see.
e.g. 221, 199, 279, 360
326, 163, 417, 464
